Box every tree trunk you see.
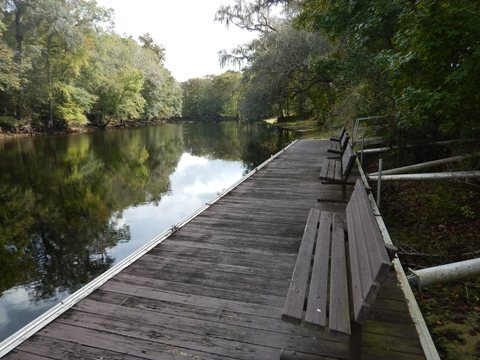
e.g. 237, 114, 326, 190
14, 6, 25, 121
46, 36, 54, 130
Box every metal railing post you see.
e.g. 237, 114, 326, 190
360, 130, 365, 166
351, 119, 356, 144
376, 155, 383, 208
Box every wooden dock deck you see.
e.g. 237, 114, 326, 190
2, 140, 435, 359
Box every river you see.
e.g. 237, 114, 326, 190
0, 121, 294, 342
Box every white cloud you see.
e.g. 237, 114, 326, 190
175, 152, 209, 173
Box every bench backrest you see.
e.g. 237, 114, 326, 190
346, 179, 392, 324
340, 133, 350, 153
335, 128, 347, 141
341, 144, 356, 181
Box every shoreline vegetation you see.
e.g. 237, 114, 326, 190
0, 115, 327, 142
0, 116, 242, 141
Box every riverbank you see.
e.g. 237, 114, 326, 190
0, 119, 171, 141
363, 146, 480, 360
265, 117, 342, 139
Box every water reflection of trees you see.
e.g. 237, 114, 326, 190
0, 126, 185, 299
0, 122, 292, 302
183, 121, 294, 171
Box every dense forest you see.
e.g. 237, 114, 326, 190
213, 0, 480, 142
0, 0, 182, 131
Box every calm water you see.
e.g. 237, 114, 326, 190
0, 121, 294, 342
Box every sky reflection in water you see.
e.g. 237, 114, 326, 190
0, 122, 293, 341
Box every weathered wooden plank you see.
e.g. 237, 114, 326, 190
83, 293, 344, 341
16, 335, 145, 360
329, 214, 350, 335
141, 253, 292, 279
3, 351, 52, 360
305, 212, 332, 327
282, 208, 321, 322
38, 323, 232, 360
102, 281, 282, 318
169, 231, 300, 254
149, 244, 296, 272
112, 273, 286, 307
319, 158, 330, 180
125, 260, 288, 297
327, 159, 336, 180
334, 160, 342, 182
66, 301, 349, 358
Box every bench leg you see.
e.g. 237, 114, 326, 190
349, 322, 362, 360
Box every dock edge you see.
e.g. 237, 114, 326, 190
0, 139, 299, 358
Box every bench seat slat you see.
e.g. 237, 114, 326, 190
329, 214, 351, 335
305, 212, 333, 327
328, 142, 340, 153
282, 208, 321, 322
327, 159, 336, 180
319, 159, 329, 180
334, 161, 342, 182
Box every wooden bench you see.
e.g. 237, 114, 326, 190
319, 144, 356, 185
330, 127, 346, 142
282, 179, 393, 358
328, 130, 350, 154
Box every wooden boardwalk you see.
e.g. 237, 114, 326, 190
4, 140, 430, 359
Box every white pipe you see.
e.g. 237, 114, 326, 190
408, 258, 480, 289
359, 147, 391, 154
369, 154, 478, 176
368, 171, 480, 182
360, 139, 475, 155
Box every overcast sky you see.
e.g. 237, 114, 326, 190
95, 0, 258, 82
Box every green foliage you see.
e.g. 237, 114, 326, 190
0, 0, 182, 129
181, 71, 242, 119
53, 82, 96, 125
387, 0, 480, 137
218, 0, 480, 139
293, 0, 480, 139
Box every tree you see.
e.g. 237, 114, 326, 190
181, 72, 242, 120
387, 0, 480, 137
0, 1, 181, 129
